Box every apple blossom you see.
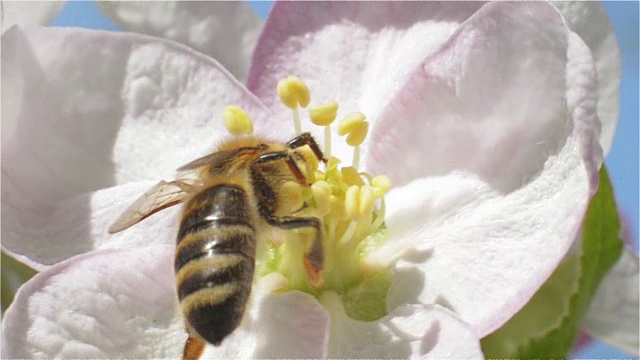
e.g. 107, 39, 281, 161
96, 1, 263, 80
1, 1, 629, 358
0, 1, 64, 33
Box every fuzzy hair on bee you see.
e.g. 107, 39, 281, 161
108, 132, 326, 359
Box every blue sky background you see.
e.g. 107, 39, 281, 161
50, 1, 638, 358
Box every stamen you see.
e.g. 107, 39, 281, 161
296, 145, 320, 178
344, 185, 361, 220
324, 126, 332, 158
309, 101, 339, 126
277, 76, 311, 135
371, 198, 386, 231
310, 101, 339, 158
341, 167, 365, 187
311, 181, 332, 216
358, 185, 376, 218
222, 105, 253, 135
288, 76, 310, 108
257, 75, 392, 319
337, 112, 366, 136
345, 121, 369, 147
338, 113, 369, 171
292, 107, 302, 135
329, 194, 346, 221
338, 220, 359, 246
352, 146, 361, 171
372, 175, 392, 198
277, 76, 310, 109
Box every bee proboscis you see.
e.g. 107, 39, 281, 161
108, 132, 326, 358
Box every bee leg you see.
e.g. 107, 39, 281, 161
286, 132, 327, 163
252, 151, 308, 185
266, 215, 324, 286
182, 330, 206, 360
251, 151, 324, 285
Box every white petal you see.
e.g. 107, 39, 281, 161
97, 1, 262, 79
364, 5, 597, 336
552, 1, 622, 156
2, 26, 271, 266
583, 248, 640, 355
247, 2, 485, 158
0, 1, 64, 32
565, 31, 602, 183
319, 291, 483, 358
2, 26, 267, 186
378, 151, 590, 337
2, 248, 331, 359
367, 2, 594, 191
2, 181, 180, 269
2, 245, 186, 359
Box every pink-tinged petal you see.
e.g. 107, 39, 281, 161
1, 245, 186, 359
565, 31, 601, 187
319, 291, 483, 358
366, 3, 600, 336
2, 26, 274, 266
583, 248, 639, 355
2, 180, 180, 269
2, 25, 267, 185
247, 2, 485, 158
378, 153, 590, 337
573, 332, 593, 353
2, 249, 330, 358
0, 1, 64, 32
97, 1, 263, 79
552, 1, 622, 156
368, 2, 582, 190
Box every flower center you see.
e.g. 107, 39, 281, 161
224, 76, 391, 321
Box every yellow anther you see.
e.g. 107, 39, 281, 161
337, 112, 366, 136
222, 105, 254, 135
341, 166, 365, 187
296, 145, 320, 174
256, 74, 394, 301
277, 79, 297, 109
280, 181, 304, 213
310, 101, 339, 126
277, 76, 311, 109
372, 175, 392, 197
345, 185, 360, 220
311, 181, 332, 216
346, 121, 369, 147
290, 76, 310, 108
359, 185, 376, 217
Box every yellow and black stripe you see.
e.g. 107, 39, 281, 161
175, 184, 256, 346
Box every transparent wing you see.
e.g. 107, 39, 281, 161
108, 179, 196, 234
176, 145, 266, 173
176, 149, 241, 171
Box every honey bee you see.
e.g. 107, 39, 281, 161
108, 132, 326, 358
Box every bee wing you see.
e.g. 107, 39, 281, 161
176, 149, 239, 171
177, 145, 266, 172
108, 180, 195, 234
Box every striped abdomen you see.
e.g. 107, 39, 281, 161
175, 184, 256, 346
